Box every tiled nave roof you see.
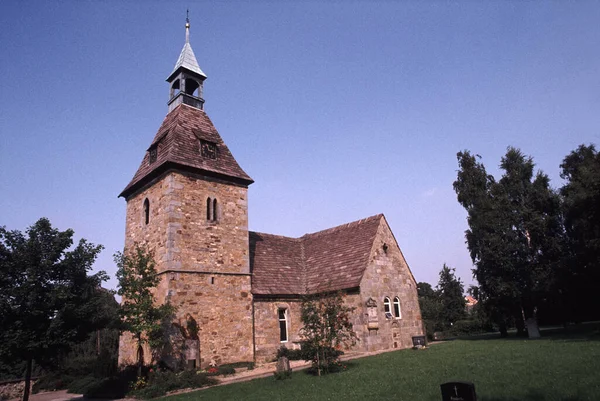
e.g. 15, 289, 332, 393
250, 214, 383, 296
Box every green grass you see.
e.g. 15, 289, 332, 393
162, 324, 600, 401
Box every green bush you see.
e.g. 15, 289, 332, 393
128, 369, 218, 399
276, 346, 305, 361
32, 373, 73, 393
450, 319, 489, 336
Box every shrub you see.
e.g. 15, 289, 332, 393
273, 370, 292, 380
276, 346, 304, 361
32, 373, 73, 393
450, 319, 489, 336
128, 369, 217, 399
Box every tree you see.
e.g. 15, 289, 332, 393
0, 218, 106, 401
299, 292, 358, 376
454, 148, 564, 338
559, 144, 600, 321
115, 244, 175, 376
436, 264, 466, 328
417, 282, 442, 339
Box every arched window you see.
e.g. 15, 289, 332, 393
383, 297, 392, 319
170, 79, 180, 99
278, 308, 288, 342
393, 297, 401, 319
184, 78, 199, 97
212, 198, 218, 221
143, 198, 150, 225
206, 197, 211, 221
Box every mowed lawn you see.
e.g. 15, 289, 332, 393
163, 326, 600, 401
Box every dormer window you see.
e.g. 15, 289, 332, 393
149, 147, 157, 164
200, 140, 217, 159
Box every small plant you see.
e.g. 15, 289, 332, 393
273, 370, 292, 380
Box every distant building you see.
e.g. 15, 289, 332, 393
117, 19, 424, 368
465, 295, 478, 314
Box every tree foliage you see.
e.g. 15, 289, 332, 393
115, 244, 175, 374
559, 144, 600, 321
417, 265, 466, 339
299, 292, 358, 376
0, 218, 107, 401
453, 148, 563, 337
436, 264, 467, 327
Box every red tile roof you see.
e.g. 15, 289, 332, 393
250, 214, 383, 296
120, 104, 253, 198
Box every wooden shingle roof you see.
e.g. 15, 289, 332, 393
120, 104, 253, 198
251, 214, 383, 296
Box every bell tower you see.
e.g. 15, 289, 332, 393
118, 16, 255, 368
167, 15, 207, 112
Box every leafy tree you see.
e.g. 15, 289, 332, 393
436, 264, 466, 328
115, 244, 175, 376
454, 148, 563, 337
299, 292, 358, 376
0, 218, 106, 401
559, 144, 600, 322
417, 282, 442, 339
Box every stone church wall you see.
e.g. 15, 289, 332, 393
119, 171, 254, 367
253, 297, 304, 362
356, 220, 424, 352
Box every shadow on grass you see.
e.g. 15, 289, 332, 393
456, 322, 600, 343
481, 388, 585, 401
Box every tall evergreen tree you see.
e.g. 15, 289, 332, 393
436, 264, 466, 328
0, 218, 106, 401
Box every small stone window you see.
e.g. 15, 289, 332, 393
393, 297, 402, 319
278, 308, 288, 343
206, 197, 218, 222
383, 297, 392, 319
143, 198, 150, 225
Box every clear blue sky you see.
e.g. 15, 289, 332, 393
1, 1, 599, 291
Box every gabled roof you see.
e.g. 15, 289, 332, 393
250, 214, 383, 296
167, 41, 206, 82
119, 104, 253, 198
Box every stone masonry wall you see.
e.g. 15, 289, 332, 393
119, 170, 254, 367
164, 272, 253, 367
356, 220, 424, 352
253, 298, 303, 362
253, 220, 424, 362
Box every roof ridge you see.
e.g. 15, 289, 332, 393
301, 214, 383, 239
249, 231, 300, 241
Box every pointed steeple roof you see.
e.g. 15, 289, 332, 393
119, 104, 253, 198
166, 16, 207, 81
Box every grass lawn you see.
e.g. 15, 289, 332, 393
162, 324, 600, 401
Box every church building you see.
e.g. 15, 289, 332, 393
118, 19, 424, 368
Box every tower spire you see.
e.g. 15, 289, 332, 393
166, 12, 207, 112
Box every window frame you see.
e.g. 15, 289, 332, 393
143, 198, 150, 225
383, 297, 392, 319
393, 296, 402, 319
278, 308, 288, 343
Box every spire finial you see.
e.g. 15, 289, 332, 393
185, 10, 190, 43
